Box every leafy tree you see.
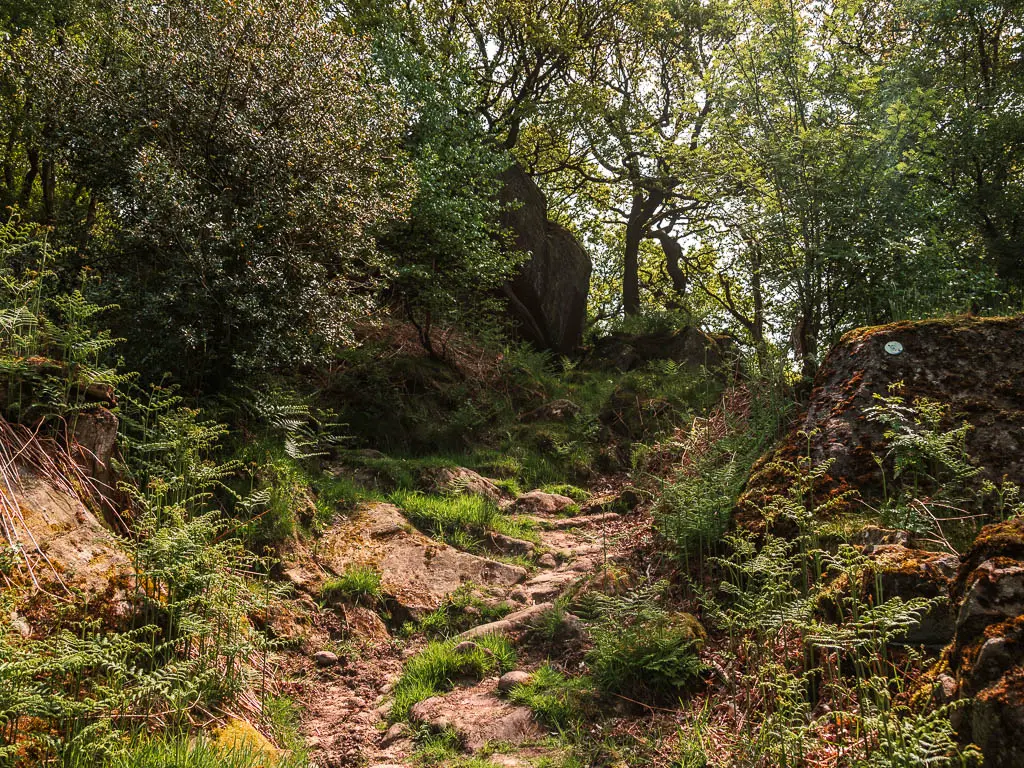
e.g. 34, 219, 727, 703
889, 0, 1024, 296
353, 7, 523, 358
35, 0, 411, 385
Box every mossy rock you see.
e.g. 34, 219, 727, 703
214, 718, 281, 767
938, 517, 1024, 768
737, 315, 1024, 534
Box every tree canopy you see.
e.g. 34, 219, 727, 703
1, 0, 1021, 384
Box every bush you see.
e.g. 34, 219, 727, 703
576, 583, 706, 703
587, 616, 706, 702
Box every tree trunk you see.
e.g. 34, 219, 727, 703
622, 190, 664, 316
654, 231, 688, 296
623, 212, 644, 316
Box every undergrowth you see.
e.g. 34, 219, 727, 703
321, 565, 384, 607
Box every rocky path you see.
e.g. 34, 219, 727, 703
284, 483, 637, 768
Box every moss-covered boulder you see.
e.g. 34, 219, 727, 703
942, 517, 1024, 767
870, 544, 960, 647
737, 316, 1024, 533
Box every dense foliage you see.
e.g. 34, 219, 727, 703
0, 1, 1022, 767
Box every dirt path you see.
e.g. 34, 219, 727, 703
288, 489, 637, 767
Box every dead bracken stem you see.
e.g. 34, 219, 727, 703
0, 414, 106, 596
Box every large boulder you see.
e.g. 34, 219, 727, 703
588, 326, 735, 373
737, 316, 1024, 532
940, 517, 1024, 768
500, 164, 591, 355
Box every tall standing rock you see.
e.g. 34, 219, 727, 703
500, 164, 591, 355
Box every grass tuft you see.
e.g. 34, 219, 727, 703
390, 490, 535, 551
390, 634, 516, 722
321, 565, 384, 606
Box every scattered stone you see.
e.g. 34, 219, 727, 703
314, 650, 339, 668
559, 612, 589, 643
487, 532, 536, 557
537, 553, 558, 569
453, 641, 480, 654
934, 673, 958, 705
508, 587, 531, 604
511, 490, 576, 516
380, 723, 411, 748
497, 670, 532, 696
410, 678, 543, 751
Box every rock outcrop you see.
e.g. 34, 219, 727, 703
284, 502, 527, 617
941, 517, 1024, 768
867, 544, 960, 647
588, 326, 735, 373
6, 468, 130, 598
738, 316, 1024, 532
500, 164, 591, 356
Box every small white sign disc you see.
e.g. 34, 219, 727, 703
884, 341, 904, 356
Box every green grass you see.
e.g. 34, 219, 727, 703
321, 565, 383, 606
78, 732, 307, 768
411, 584, 514, 639
390, 490, 536, 552
540, 483, 589, 503
507, 665, 591, 732
390, 634, 517, 722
